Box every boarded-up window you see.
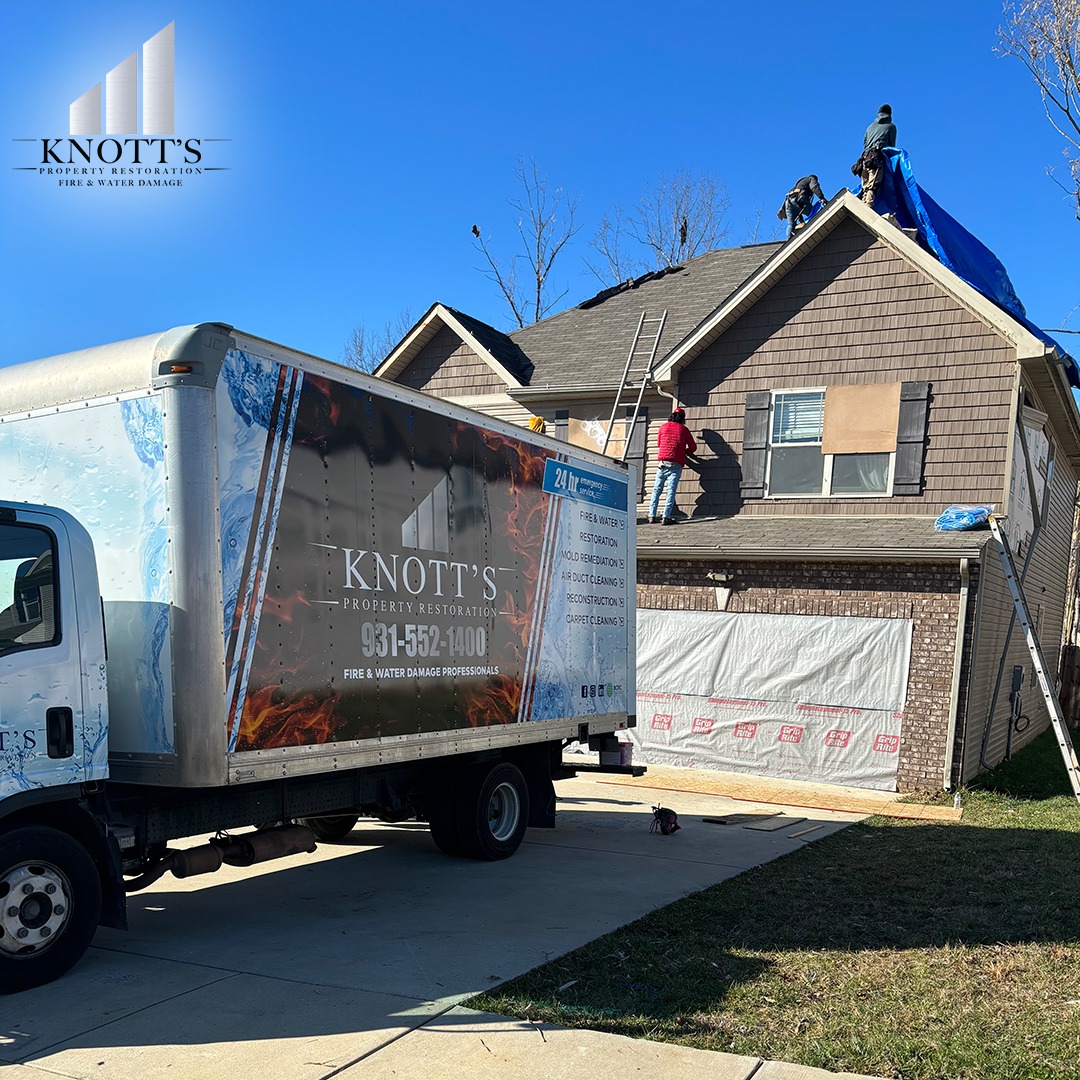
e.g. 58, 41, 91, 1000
822, 383, 901, 455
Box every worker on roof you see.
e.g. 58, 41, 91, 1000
864, 103, 897, 152
647, 409, 697, 526
852, 104, 896, 208
777, 174, 828, 239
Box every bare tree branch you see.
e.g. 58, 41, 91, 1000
999, 0, 1080, 220
585, 206, 645, 284
742, 203, 783, 245
473, 158, 580, 327
342, 307, 414, 374
473, 223, 527, 328
585, 171, 732, 286
629, 170, 731, 269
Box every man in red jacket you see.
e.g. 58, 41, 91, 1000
647, 408, 697, 524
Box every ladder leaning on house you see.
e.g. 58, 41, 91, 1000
600, 310, 668, 457
988, 514, 1080, 804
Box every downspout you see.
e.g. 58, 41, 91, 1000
943, 557, 970, 790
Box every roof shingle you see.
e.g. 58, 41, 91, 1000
636, 514, 988, 560
509, 244, 782, 389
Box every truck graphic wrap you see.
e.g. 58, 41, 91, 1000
217, 350, 631, 751
0, 394, 173, 762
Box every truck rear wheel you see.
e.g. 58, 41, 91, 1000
298, 815, 359, 842
456, 762, 530, 861
0, 826, 102, 993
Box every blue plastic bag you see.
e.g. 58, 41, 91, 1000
934, 505, 994, 531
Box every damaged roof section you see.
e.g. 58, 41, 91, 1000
375, 302, 531, 387
506, 244, 782, 391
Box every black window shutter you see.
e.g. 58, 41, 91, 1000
624, 406, 648, 500
741, 391, 771, 499
554, 409, 569, 441
893, 382, 930, 495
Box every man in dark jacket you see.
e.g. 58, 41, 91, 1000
647, 409, 697, 525
864, 104, 896, 152
852, 104, 896, 207
777, 174, 828, 238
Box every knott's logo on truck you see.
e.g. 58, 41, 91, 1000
334, 476, 503, 613
339, 549, 501, 609
12, 22, 228, 190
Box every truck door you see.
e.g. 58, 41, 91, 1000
0, 511, 86, 798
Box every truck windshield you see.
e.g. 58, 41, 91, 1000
0, 522, 59, 653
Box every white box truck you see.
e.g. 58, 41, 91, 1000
0, 323, 636, 992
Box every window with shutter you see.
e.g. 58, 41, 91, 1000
741, 383, 926, 499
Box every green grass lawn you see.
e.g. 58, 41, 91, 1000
472, 731, 1080, 1080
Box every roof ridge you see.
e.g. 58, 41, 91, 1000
509, 243, 782, 343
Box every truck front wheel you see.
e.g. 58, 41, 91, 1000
457, 762, 530, 861
0, 826, 102, 993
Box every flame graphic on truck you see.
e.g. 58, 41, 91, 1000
230, 374, 558, 751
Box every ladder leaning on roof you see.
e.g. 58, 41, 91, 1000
988, 514, 1080, 804
600, 310, 668, 457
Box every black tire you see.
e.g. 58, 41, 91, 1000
0, 825, 102, 994
455, 762, 530, 861
298, 815, 359, 842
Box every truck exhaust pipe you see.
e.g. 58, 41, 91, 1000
212, 824, 317, 867
125, 824, 317, 892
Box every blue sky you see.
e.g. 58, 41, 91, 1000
2, 0, 1077, 368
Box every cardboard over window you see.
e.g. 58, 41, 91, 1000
566, 417, 619, 453
822, 382, 902, 455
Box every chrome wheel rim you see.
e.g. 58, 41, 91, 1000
0, 861, 72, 958
487, 781, 521, 842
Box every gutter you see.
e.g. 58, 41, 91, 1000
942, 557, 971, 789
509, 383, 654, 402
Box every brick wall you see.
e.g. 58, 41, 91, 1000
637, 558, 967, 791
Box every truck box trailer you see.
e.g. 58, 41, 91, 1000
0, 323, 636, 992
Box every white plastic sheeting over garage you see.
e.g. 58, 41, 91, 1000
633, 609, 913, 790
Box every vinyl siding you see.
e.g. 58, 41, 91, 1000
676, 217, 1017, 517
960, 439, 1078, 782
395, 325, 506, 395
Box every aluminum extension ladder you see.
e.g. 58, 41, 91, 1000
988, 514, 1080, 803
600, 310, 667, 457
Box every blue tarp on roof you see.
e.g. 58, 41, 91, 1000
862, 149, 1079, 388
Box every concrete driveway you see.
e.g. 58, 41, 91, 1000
2, 769, 871, 1080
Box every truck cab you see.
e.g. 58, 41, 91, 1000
0, 503, 109, 801
0, 502, 115, 991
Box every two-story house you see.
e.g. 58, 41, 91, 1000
376, 190, 1080, 793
